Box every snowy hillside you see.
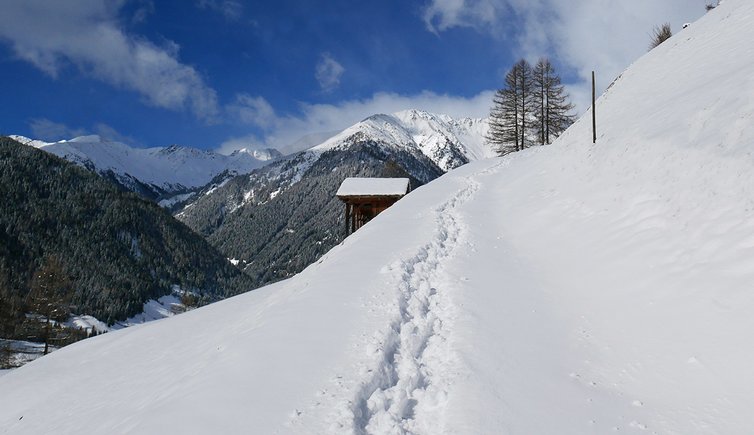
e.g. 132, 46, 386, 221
2, 1, 754, 433
10, 134, 280, 196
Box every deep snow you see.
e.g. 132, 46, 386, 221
2, 1, 754, 433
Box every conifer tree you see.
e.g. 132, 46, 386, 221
532, 58, 576, 145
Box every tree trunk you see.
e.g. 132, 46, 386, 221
43, 316, 50, 355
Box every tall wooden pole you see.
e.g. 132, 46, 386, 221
592, 71, 597, 144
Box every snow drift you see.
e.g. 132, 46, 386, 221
3, 1, 754, 433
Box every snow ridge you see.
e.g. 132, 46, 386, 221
351, 177, 477, 434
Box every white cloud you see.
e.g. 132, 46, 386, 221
92, 123, 140, 145
423, 0, 705, 113
0, 0, 219, 121
515, 1, 703, 84
29, 119, 88, 142
196, 0, 243, 21
422, 0, 503, 34
29, 118, 138, 145
131, 0, 155, 24
218, 90, 494, 154
315, 53, 345, 92
228, 94, 278, 129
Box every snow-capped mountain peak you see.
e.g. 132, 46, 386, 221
230, 147, 283, 162
309, 110, 492, 171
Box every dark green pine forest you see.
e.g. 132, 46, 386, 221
0, 136, 253, 327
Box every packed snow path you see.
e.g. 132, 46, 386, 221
350, 174, 480, 434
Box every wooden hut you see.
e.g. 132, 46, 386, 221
336, 177, 410, 235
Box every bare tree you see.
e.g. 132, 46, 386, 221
649, 23, 673, 50
486, 59, 535, 155
532, 58, 576, 145
487, 87, 516, 155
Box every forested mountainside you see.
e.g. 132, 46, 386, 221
180, 138, 443, 288
177, 110, 489, 288
0, 137, 253, 325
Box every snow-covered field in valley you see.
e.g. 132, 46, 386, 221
2, 1, 754, 433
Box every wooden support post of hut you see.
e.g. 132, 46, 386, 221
336, 177, 410, 236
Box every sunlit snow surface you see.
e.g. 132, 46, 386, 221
3, 1, 754, 433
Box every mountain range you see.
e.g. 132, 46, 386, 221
9, 134, 282, 201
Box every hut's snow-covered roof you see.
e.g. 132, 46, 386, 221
336, 177, 410, 197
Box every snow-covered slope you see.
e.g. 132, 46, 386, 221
2, 1, 754, 433
10, 135, 280, 195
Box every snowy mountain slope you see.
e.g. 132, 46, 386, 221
277, 130, 341, 156
3, 1, 754, 433
393, 109, 492, 164
309, 109, 490, 171
10, 134, 280, 198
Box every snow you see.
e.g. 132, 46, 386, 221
392, 109, 494, 164
2, 1, 754, 433
0, 340, 51, 369
109, 294, 184, 330
66, 294, 186, 335
66, 316, 108, 334
157, 191, 196, 208
309, 110, 491, 172
336, 177, 410, 197
10, 135, 272, 191
278, 130, 342, 155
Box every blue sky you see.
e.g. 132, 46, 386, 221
0, 0, 705, 152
